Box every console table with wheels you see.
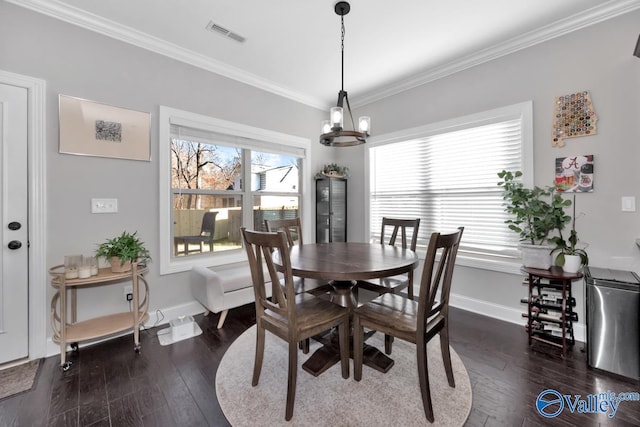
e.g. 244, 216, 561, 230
49, 262, 149, 370
522, 266, 582, 357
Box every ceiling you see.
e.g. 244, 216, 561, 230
10, 0, 640, 109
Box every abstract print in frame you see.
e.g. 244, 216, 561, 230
58, 94, 151, 161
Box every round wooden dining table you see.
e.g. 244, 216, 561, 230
282, 241, 419, 282
273, 242, 419, 376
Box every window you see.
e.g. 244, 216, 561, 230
367, 102, 532, 270
159, 106, 311, 274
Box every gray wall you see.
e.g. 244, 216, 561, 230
0, 3, 327, 340
347, 10, 640, 336
2, 2, 639, 349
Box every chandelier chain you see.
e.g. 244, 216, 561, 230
341, 15, 345, 92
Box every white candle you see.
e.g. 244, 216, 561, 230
65, 268, 78, 279
78, 265, 91, 279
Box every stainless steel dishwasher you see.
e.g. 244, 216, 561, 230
585, 266, 640, 379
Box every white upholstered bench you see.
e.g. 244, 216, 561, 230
190, 265, 271, 329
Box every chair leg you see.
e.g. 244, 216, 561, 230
252, 324, 265, 387
385, 334, 394, 354
417, 339, 434, 422
353, 315, 364, 381
216, 310, 228, 329
440, 324, 455, 387
285, 340, 298, 421
299, 338, 310, 354
338, 320, 349, 379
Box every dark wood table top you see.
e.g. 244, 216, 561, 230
522, 266, 583, 280
274, 242, 419, 281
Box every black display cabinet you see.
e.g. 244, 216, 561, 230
315, 177, 347, 243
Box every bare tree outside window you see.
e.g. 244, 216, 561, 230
171, 139, 241, 209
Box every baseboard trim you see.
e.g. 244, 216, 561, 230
450, 292, 585, 343
45, 295, 585, 359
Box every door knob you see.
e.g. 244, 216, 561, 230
8, 240, 22, 250
8, 221, 21, 230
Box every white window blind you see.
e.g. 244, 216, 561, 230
370, 103, 531, 258
170, 124, 306, 158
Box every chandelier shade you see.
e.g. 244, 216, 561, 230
320, 1, 370, 147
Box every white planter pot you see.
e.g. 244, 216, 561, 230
520, 244, 552, 270
562, 254, 582, 273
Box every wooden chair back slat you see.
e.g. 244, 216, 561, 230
264, 217, 303, 248
380, 217, 420, 251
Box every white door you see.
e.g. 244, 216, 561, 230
0, 83, 29, 364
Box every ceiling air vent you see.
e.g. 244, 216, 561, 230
206, 21, 246, 43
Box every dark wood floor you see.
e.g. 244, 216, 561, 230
1, 305, 639, 426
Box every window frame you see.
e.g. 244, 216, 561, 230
159, 106, 312, 275
364, 101, 533, 275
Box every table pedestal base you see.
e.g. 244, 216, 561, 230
302, 280, 395, 377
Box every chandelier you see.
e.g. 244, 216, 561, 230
320, 1, 370, 147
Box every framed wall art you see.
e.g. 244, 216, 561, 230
555, 155, 594, 193
58, 94, 151, 161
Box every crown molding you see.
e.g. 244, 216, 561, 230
6, 0, 327, 109
8, 0, 640, 110
352, 0, 640, 107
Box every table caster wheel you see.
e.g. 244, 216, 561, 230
134, 345, 141, 354
70, 342, 79, 352
62, 361, 72, 372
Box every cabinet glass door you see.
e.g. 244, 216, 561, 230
330, 179, 346, 242
316, 178, 346, 243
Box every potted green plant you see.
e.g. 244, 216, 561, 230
497, 170, 571, 269
96, 231, 151, 273
316, 163, 350, 179
549, 194, 588, 273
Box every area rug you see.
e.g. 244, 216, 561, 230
0, 359, 41, 400
216, 326, 472, 426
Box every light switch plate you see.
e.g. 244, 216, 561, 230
621, 196, 636, 212
91, 198, 118, 213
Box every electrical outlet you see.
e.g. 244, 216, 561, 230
124, 285, 133, 301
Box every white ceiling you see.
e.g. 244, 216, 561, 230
10, 0, 640, 109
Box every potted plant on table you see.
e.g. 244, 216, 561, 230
315, 163, 350, 179
497, 170, 571, 269
96, 231, 151, 273
549, 194, 589, 273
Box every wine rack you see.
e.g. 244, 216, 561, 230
521, 266, 583, 356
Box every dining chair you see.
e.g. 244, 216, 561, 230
352, 227, 464, 423
365, 217, 420, 353
264, 217, 303, 247
373, 217, 420, 299
174, 211, 218, 255
241, 227, 350, 421
264, 217, 312, 353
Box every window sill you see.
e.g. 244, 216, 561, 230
414, 249, 523, 275
160, 250, 247, 275
455, 254, 523, 275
